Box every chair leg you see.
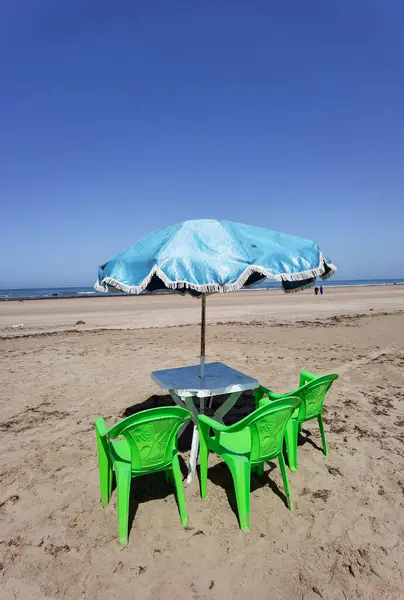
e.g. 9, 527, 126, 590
278, 451, 293, 511
98, 450, 113, 505
317, 414, 328, 456
198, 431, 209, 499
172, 455, 188, 527
187, 426, 199, 484
298, 422, 303, 434
115, 464, 131, 545
252, 462, 264, 476
285, 418, 299, 472
228, 458, 251, 532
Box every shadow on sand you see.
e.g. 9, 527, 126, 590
119, 391, 321, 531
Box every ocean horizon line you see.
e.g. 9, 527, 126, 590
1, 278, 404, 301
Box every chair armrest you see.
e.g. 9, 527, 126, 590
94, 418, 112, 469
255, 385, 290, 410
299, 370, 318, 387
257, 385, 304, 422
198, 414, 228, 433
198, 414, 229, 447
258, 397, 271, 408
258, 386, 284, 400
95, 418, 109, 438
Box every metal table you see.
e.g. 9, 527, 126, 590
151, 362, 259, 483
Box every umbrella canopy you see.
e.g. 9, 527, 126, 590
95, 219, 337, 376
95, 219, 336, 296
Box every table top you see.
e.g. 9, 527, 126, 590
151, 361, 259, 398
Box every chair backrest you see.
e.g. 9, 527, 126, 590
296, 374, 339, 421
227, 397, 301, 463
107, 406, 190, 472
249, 396, 301, 462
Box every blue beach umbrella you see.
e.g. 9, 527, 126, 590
95, 219, 336, 375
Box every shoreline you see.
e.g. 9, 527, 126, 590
1, 280, 404, 302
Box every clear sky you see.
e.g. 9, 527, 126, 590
1, 1, 403, 287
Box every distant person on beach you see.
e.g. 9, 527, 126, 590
314, 287, 319, 295
320, 285, 323, 295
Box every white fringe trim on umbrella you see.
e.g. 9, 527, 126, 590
320, 262, 338, 280
94, 252, 337, 295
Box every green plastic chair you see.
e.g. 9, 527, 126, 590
255, 371, 339, 472
95, 406, 191, 545
198, 396, 301, 531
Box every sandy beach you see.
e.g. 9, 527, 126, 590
1, 287, 404, 599
1, 285, 404, 333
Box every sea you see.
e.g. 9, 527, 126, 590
1, 279, 403, 300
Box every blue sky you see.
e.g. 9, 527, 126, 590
1, 1, 403, 287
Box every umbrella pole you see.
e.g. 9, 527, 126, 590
200, 294, 206, 378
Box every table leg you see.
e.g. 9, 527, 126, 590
213, 391, 242, 424
169, 391, 186, 409
169, 391, 191, 437
187, 425, 199, 484
182, 397, 208, 483
170, 392, 200, 484
177, 418, 190, 438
